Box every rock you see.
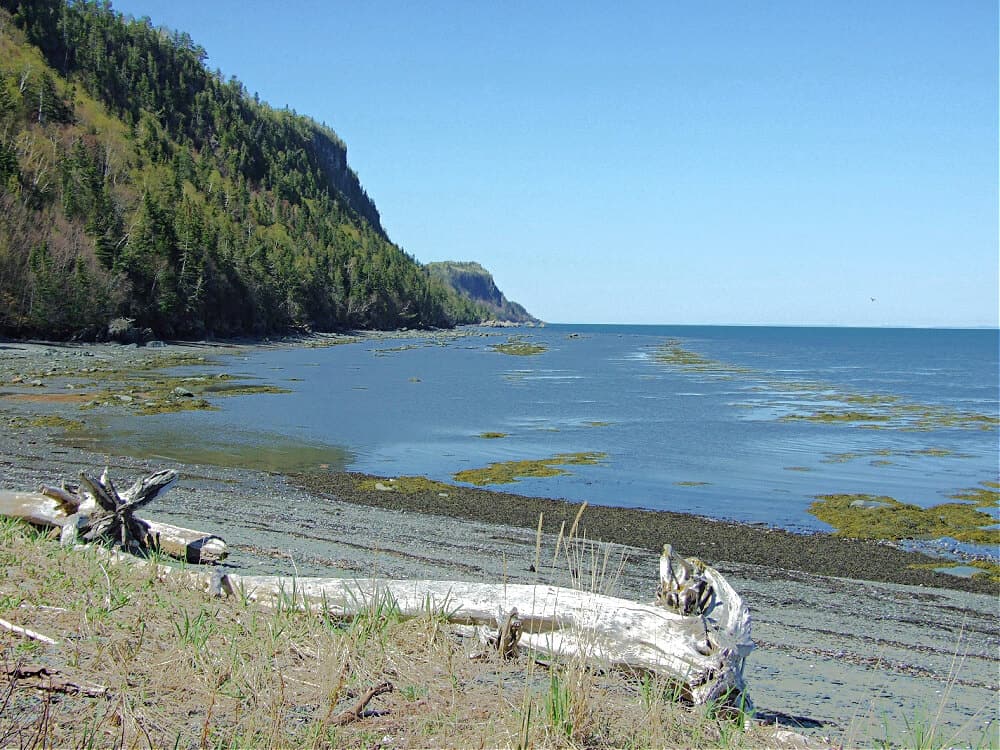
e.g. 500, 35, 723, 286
849, 499, 892, 510
107, 318, 140, 344
71, 325, 102, 342
173, 387, 194, 397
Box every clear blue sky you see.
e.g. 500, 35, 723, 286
111, 1, 997, 327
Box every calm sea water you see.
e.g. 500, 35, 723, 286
101, 325, 999, 552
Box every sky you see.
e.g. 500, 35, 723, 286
109, 1, 998, 327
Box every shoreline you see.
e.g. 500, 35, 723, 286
1, 335, 998, 742
0, 332, 995, 594
290, 470, 997, 595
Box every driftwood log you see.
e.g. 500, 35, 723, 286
1, 470, 752, 704
0, 469, 226, 563
194, 544, 752, 705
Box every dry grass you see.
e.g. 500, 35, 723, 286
0, 518, 806, 749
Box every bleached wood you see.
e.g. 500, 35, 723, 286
219, 565, 750, 704
0, 490, 227, 563
0, 616, 58, 645
86, 536, 752, 704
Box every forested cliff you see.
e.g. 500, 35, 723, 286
0, 0, 502, 339
426, 262, 539, 325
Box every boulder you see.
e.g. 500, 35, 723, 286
106, 318, 140, 344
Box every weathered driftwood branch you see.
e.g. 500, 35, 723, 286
471, 607, 523, 661
74, 467, 158, 551
330, 682, 394, 725
0, 617, 58, 645
3, 663, 109, 698
202, 545, 752, 705
0, 469, 226, 563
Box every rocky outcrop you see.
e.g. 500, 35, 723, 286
425, 262, 540, 324
307, 129, 384, 237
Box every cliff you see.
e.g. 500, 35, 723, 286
0, 0, 488, 338
425, 262, 540, 325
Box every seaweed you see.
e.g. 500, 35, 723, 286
908, 560, 1000, 583
453, 452, 607, 486
809, 490, 1000, 545
653, 338, 998, 432
357, 476, 455, 494
7, 415, 86, 431
490, 336, 547, 356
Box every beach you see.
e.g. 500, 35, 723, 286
0, 337, 997, 745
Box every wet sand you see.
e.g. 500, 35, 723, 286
1, 337, 997, 744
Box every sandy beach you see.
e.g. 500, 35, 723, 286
1, 337, 997, 745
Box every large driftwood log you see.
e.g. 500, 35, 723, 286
0, 469, 226, 563
2, 470, 752, 704
200, 545, 752, 705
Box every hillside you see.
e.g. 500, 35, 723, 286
425, 262, 539, 325
0, 0, 502, 339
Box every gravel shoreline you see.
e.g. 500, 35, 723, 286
291, 471, 998, 595
1, 336, 997, 744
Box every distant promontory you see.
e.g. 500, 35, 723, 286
425, 262, 540, 326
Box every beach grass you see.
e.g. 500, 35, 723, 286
0, 518, 817, 749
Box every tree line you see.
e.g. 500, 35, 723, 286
0, 0, 488, 339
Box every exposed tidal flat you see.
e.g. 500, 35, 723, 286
0, 327, 998, 744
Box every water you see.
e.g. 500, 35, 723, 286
99, 325, 999, 551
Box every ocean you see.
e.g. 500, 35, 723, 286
98, 324, 1000, 558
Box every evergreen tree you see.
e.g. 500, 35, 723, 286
0, 0, 495, 339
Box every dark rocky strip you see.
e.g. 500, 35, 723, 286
290, 470, 999, 595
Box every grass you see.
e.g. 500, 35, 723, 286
842, 627, 998, 750
0, 517, 812, 749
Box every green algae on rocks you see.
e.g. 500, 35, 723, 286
357, 476, 454, 494
7, 415, 86, 432
477, 432, 508, 439
56, 360, 291, 416
490, 336, 547, 356
822, 447, 963, 464
453, 452, 607, 486
781, 411, 891, 426
908, 560, 1000, 583
653, 339, 998, 432
947, 483, 1000, 508
91, 429, 352, 474
652, 341, 751, 377
784, 402, 998, 432
809, 490, 1000, 545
